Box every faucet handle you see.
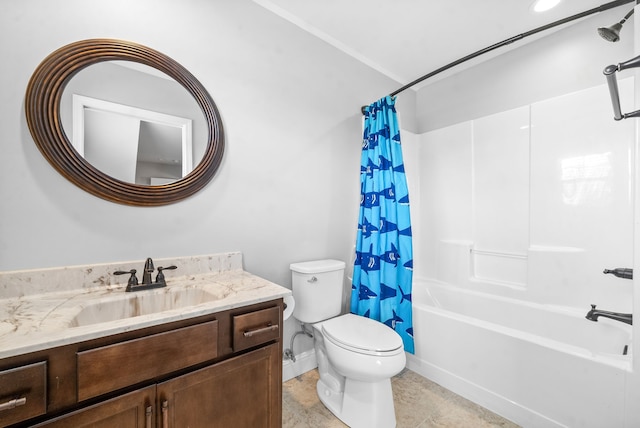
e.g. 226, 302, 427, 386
155, 265, 177, 284
114, 269, 139, 287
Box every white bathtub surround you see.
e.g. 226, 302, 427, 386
416, 80, 635, 308
406, 80, 637, 427
0, 252, 291, 359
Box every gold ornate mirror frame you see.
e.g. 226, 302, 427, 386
25, 39, 224, 206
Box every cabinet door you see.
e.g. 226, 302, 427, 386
31, 385, 155, 428
157, 343, 281, 428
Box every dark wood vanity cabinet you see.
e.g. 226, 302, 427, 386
0, 300, 283, 428
158, 343, 280, 427
0, 362, 47, 426
31, 386, 155, 428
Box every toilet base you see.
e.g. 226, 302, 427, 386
317, 377, 397, 428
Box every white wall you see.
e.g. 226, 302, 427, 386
0, 0, 402, 286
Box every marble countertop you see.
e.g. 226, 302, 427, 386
0, 253, 291, 359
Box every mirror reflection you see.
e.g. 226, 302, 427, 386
60, 61, 207, 185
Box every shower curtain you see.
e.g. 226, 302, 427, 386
351, 95, 414, 353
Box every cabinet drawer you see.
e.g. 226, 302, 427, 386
77, 320, 218, 401
0, 361, 46, 427
233, 306, 280, 352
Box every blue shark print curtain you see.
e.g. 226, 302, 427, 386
351, 96, 414, 354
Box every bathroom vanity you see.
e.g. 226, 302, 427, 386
0, 253, 289, 428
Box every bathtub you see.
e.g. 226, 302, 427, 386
406, 279, 632, 428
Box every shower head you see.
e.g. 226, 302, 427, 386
598, 7, 635, 42
598, 22, 624, 42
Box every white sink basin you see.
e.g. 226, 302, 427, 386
69, 287, 220, 327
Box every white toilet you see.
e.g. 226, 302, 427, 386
290, 259, 406, 428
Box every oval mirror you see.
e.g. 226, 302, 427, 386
25, 39, 224, 206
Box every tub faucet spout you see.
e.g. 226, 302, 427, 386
585, 304, 632, 325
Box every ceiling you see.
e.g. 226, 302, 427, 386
252, 0, 634, 90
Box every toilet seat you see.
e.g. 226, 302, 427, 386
321, 313, 404, 356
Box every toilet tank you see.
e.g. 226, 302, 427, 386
290, 259, 346, 324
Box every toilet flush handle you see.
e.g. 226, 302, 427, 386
308, 276, 318, 283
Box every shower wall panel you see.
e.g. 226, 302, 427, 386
473, 106, 530, 286
529, 78, 635, 308
412, 79, 635, 309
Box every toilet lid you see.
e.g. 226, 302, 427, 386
321, 314, 403, 355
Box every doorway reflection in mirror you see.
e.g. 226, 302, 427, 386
72, 95, 192, 185
60, 60, 207, 186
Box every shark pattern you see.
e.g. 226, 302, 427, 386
358, 285, 378, 301
382, 243, 400, 266
359, 244, 380, 273
376, 125, 390, 140
398, 285, 412, 303
380, 283, 397, 300
384, 310, 404, 329
360, 217, 378, 238
381, 184, 396, 201
362, 191, 380, 208
353, 95, 413, 354
399, 227, 412, 237
364, 133, 379, 151
362, 158, 379, 178
379, 219, 398, 234
378, 155, 393, 170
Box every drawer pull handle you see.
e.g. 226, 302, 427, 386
243, 324, 278, 337
146, 405, 153, 428
0, 397, 26, 412
161, 400, 169, 428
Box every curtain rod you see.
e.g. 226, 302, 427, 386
361, 0, 636, 114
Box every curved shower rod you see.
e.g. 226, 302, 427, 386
361, 0, 636, 114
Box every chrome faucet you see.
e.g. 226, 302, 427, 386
113, 257, 177, 292
585, 304, 632, 325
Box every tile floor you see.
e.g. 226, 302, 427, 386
282, 368, 520, 428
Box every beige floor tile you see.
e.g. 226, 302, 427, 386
282, 368, 519, 428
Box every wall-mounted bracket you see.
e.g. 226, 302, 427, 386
604, 54, 640, 120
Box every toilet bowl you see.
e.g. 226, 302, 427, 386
290, 260, 406, 428
312, 314, 406, 428
321, 313, 406, 381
